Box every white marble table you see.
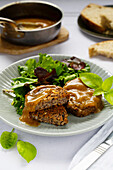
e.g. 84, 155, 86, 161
0, 0, 113, 170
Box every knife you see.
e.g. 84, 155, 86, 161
72, 131, 113, 170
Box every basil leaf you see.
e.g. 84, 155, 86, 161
0, 128, 18, 149
80, 73, 103, 89
17, 141, 37, 163
102, 76, 113, 92
93, 87, 104, 96
104, 89, 113, 105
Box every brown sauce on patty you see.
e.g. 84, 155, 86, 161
64, 78, 104, 115
20, 85, 68, 126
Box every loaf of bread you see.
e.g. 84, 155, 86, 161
89, 40, 113, 58
81, 3, 113, 33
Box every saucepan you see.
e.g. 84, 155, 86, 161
0, 1, 63, 45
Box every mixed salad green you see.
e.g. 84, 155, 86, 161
9, 53, 90, 115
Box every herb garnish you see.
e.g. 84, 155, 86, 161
17, 140, 37, 163
80, 73, 113, 105
0, 128, 18, 149
0, 129, 37, 163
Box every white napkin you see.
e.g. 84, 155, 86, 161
68, 116, 113, 170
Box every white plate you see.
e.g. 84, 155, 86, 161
0, 54, 113, 136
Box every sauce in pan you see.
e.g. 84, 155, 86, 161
14, 18, 56, 31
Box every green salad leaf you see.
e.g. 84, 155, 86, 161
16, 54, 90, 87
11, 77, 38, 115
0, 128, 18, 149
11, 85, 30, 115
36, 53, 68, 76
17, 140, 37, 163
11, 77, 38, 90
53, 70, 78, 86
18, 59, 37, 78
12, 92, 25, 115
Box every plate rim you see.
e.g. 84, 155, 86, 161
0, 54, 113, 136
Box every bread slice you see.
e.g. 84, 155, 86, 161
101, 14, 113, 30
89, 40, 113, 58
81, 3, 113, 33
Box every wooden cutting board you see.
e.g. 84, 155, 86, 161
0, 27, 69, 55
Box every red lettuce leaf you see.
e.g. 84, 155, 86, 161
34, 67, 57, 84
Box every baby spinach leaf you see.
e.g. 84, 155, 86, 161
79, 72, 113, 105
0, 128, 18, 149
104, 89, 113, 105
93, 87, 104, 96
102, 76, 113, 92
17, 140, 37, 163
80, 73, 103, 89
